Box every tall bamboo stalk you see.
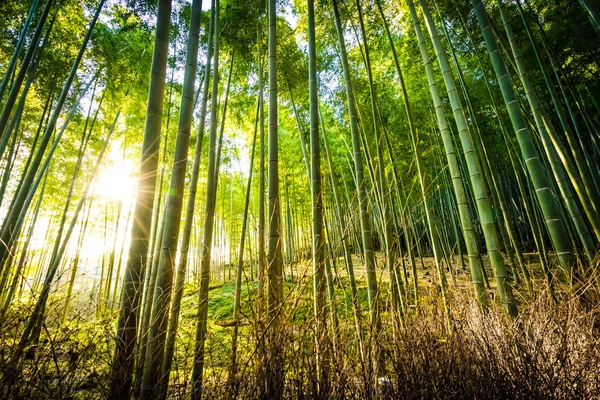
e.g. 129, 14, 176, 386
321, 109, 364, 360
497, 0, 597, 261
230, 95, 259, 381
0, 0, 53, 140
472, 0, 575, 273
140, 0, 203, 396
9, 107, 118, 371
159, 0, 214, 394
406, 0, 453, 329
265, 0, 284, 394
418, 0, 517, 314
307, 0, 330, 389
0, 0, 39, 103
331, 0, 380, 378
191, 0, 221, 396
109, 0, 171, 396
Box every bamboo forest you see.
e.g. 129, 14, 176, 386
1, 0, 600, 398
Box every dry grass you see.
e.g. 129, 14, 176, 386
1, 256, 599, 399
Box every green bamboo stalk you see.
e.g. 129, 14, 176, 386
323, 210, 340, 358
516, 0, 600, 240
438, 9, 532, 291
321, 110, 364, 360
265, 0, 284, 394
418, 0, 517, 314
307, 0, 330, 389
159, 1, 213, 394
9, 107, 117, 369
453, 6, 550, 284
405, 0, 453, 330
112, 195, 133, 309
109, 0, 171, 396
0, 0, 39, 103
355, 1, 403, 342
230, 92, 259, 381
289, 84, 311, 181
140, 0, 203, 395
497, 0, 597, 261
0, 20, 51, 169
331, 0, 379, 345
105, 202, 122, 308
579, 0, 600, 34
0, 0, 52, 139
190, 0, 222, 396
0, 171, 46, 320
472, 0, 575, 273
382, 129, 419, 304
0, 62, 98, 280
256, 18, 267, 392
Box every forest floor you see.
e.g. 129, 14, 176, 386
1, 252, 599, 399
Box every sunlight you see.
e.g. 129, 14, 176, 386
94, 144, 137, 204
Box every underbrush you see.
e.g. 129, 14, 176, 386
1, 269, 599, 399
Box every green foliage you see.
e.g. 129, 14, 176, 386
0, 0, 599, 395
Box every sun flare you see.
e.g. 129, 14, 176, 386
94, 145, 137, 204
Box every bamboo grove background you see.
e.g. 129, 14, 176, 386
0, 0, 599, 398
